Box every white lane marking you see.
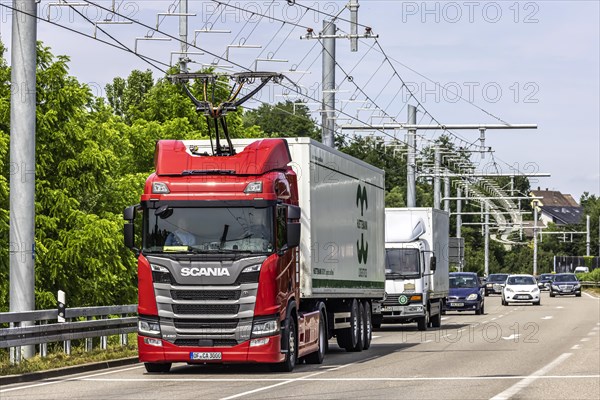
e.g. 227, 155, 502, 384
501, 334, 520, 341
219, 362, 355, 400
481, 320, 489, 324
556, 306, 564, 309
79, 375, 600, 383
491, 318, 498, 321
0, 364, 145, 393
592, 327, 600, 331
541, 316, 554, 320
581, 338, 591, 342
490, 353, 572, 400
588, 332, 597, 336
571, 344, 582, 350
372, 335, 381, 339
583, 292, 599, 299
423, 340, 433, 343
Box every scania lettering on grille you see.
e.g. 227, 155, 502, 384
180, 267, 230, 277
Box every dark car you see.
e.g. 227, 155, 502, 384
484, 273, 509, 296
550, 273, 582, 297
537, 273, 555, 291
444, 272, 485, 315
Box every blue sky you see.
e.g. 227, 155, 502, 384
1, 1, 598, 200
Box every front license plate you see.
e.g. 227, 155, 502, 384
190, 352, 222, 361
450, 302, 464, 307
514, 295, 528, 299
382, 306, 402, 312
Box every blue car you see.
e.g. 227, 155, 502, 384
444, 272, 485, 315
550, 273, 582, 297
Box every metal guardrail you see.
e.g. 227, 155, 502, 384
0, 305, 137, 363
580, 281, 600, 288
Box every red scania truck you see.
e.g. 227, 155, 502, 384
124, 137, 385, 372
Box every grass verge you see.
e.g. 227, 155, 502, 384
584, 287, 600, 297
0, 334, 138, 376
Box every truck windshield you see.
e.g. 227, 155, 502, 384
143, 206, 274, 254
385, 248, 420, 278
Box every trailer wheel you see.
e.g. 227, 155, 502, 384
336, 299, 359, 351
430, 308, 442, 328
272, 315, 297, 372
362, 300, 372, 350
350, 302, 365, 352
305, 311, 326, 364
144, 363, 171, 373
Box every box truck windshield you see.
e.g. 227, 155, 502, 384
143, 205, 275, 254
385, 248, 421, 279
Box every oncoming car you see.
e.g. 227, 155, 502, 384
550, 273, 582, 297
444, 272, 485, 315
484, 273, 509, 296
502, 274, 541, 306
536, 273, 555, 291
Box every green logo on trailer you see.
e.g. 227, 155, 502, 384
356, 184, 368, 216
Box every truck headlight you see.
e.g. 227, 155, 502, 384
251, 316, 280, 338
466, 293, 478, 301
242, 264, 262, 273
139, 318, 161, 337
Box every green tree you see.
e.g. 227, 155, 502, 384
242, 101, 320, 139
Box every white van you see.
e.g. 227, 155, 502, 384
574, 266, 589, 273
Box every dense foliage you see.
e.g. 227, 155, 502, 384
1, 43, 598, 311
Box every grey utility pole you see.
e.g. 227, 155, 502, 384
302, 2, 377, 148
179, 0, 188, 73
406, 105, 417, 207
456, 186, 462, 238
586, 215, 590, 256
10, 0, 37, 361
484, 203, 490, 276
533, 201, 539, 276
444, 177, 451, 213
321, 19, 336, 148
433, 147, 441, 209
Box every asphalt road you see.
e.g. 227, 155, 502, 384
2, 292, 599, 400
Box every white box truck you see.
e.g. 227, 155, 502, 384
126, 137, 385, 372
372, 208, 449, 331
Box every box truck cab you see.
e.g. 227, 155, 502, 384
124, 137, 385, 373
372, 208, 449, 331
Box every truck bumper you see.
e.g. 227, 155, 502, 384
138, 334, 284, 364
381, 305, 425, 322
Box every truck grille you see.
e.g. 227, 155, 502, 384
173, 319, 238, 330
174, 339, 239, 347
171, 290, 241, 301
172, 304, 240, 315
383, 294, 400, 306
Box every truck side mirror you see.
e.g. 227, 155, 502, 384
124, 222, 138, 254
430, 256, 437, 272
123, 205, 138, 221
287, 222, 301, 248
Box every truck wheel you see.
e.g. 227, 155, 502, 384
372, 313, 382, 330
144, 363, 171, 373
351, 302, 365, 352
273, 315, 297, 372
362, 300, 372, 350
336, 299, 359, 351
305, 311, 326, 364
430, 308, 441, 328
417, 309, 429, 331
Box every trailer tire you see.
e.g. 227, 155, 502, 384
144, 363, 171, 373
362, 300, 372, 350
336, 299, 359, 351
350, 302, 365, 352
305, 311, 326, 364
